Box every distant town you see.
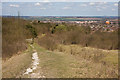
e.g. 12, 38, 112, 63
26, 16, 118, 33
3, 16, 119, 33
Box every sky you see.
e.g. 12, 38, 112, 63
2, 2, 119, 16
1, 0, 119, 2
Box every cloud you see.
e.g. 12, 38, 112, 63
62, 6, 71, 9
103, 2, 107, 4
112, 8, 116, 11
80, 4, 87, 7
98, 2, 107, 5
40, 7, 46, 10
101, 5, 108, 9
48, 3, 53, 6
9, 4, 19, 7
96, 8, 101, 11
43, 0, 50, 2
35, 3, 41, 6
95, 5, 108, 12
102, 6, 107, 9
114, 3, 118, 6
89, 2, 95, 6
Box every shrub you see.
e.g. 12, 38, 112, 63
25, 25, 37, 38
87, 31, 118, 50
56, 24, 67, 31
38, 23, 118, 50
2, 17, 32, 59
38, 35, 57, 51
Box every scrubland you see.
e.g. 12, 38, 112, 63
2, 17, 119, 78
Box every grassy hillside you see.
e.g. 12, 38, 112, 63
2, 44, 33, 78
30, 43, 118, 78
2, 17, 118, 78
3, 17, 118, 59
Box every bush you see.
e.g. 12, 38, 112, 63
56, 24, 67, 31
2, 17, 33, 59
25, 25, 37, 38
38, 35, 57, 51
33, 22, 52, 35
37, 23, 118, 50
87, 31, 118, 50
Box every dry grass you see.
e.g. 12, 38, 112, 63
35, 22, 118, 77
2, 44, 33, 78
57, 44, 118, 77
32, 43, 118, 78
58, 44, 118, 63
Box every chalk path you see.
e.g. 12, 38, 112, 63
23, 45, 45, 78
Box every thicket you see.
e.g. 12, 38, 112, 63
25, 25, 37, 38
37, 23, 118, 50
3, 17, 118, 59
2, 18, 34, 59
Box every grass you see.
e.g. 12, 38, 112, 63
32, 43, 118, 78
2, 44, 33, 78
101, 51, 118, 65
57, 44, 118, 78
33, 43, 79, 78
2, 42, 118, 78
0, 57, 1, 79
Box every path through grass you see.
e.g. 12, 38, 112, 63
33, 43, 118, 78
